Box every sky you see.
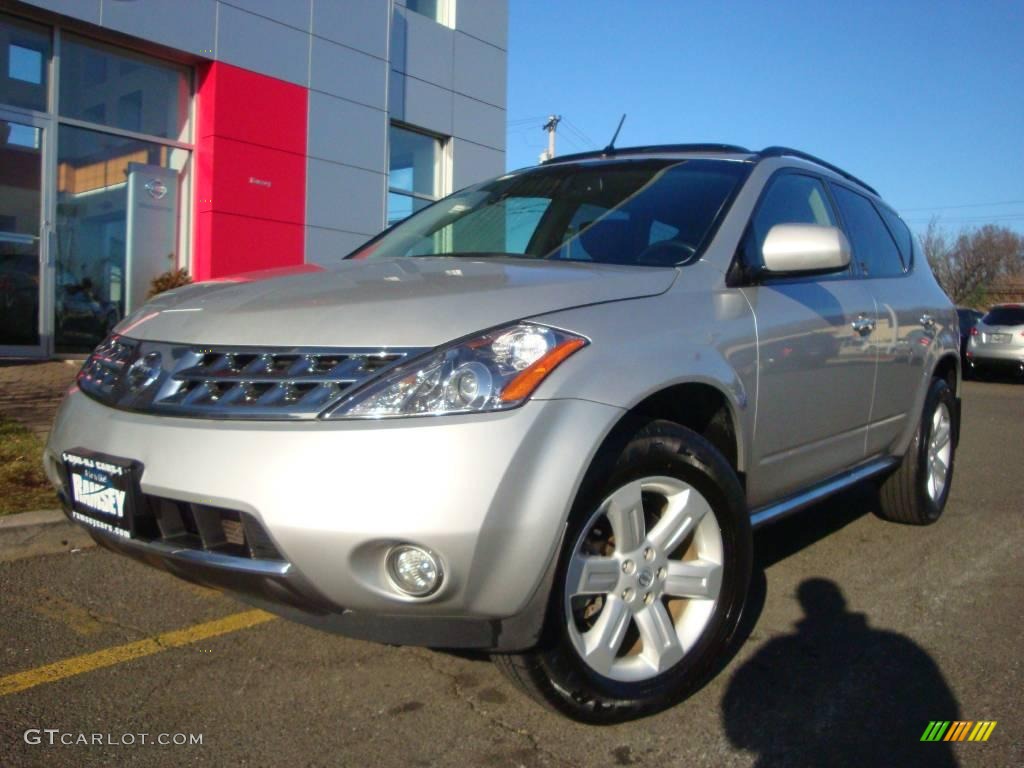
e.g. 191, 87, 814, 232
505, 0, 1024, 235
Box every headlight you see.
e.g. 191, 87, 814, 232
76, 334, 139, 404
324, 323, 587, 419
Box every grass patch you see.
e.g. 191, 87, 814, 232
0, 418, 57, 516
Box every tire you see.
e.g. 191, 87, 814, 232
876, 377, 957, 525
493, 418, 752, 723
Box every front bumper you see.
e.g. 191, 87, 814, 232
45, 389, 623, 650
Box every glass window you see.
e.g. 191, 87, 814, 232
55, 125, 189, 352
982, 306, 1024, 326
388, 125, 442, 226
831, 185, 905, 278
1, 14, 50, 111
59, 35, 190, 141
0, 119, 43, 346
751, 173, 837, 254
407, 0, 444, 24
430, 196, 550, 255
357, 159, 748, 267
879, 205, 914, 269
745, 173, 848, 278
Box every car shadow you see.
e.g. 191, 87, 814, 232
720, 487, 962, 767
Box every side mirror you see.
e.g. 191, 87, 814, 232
761, 224, 851, 276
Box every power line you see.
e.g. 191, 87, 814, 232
507, 116, 550, 129
904, 214, 1024, 224
898, 199, 1024, 212
562, 118, 597, 148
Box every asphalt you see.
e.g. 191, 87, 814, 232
0, 380, 1021, 767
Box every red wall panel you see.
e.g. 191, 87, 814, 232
195, 62, 307, 152
196, 137, 305, 224
197, 212, 304, 279
192, 62, 307, 281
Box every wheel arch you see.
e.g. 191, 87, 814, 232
931, 352, 960, 396
594, 380, 747, 486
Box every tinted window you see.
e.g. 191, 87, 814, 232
59, 35, 190, 141
1, 13, 50, 111
356, 159, 748, 267
437, 196, 550, 255
752, 174, 837, 252
748, 173, 844, 276
983, 306, 1024, 326
831, 185, 905, 278
879, 206, 914, 268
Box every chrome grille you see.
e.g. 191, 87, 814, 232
78, 338, 424, 420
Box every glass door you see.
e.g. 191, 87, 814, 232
0, 109, 49, 355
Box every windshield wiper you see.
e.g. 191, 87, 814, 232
421, 252, 535, 260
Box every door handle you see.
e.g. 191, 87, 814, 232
851, 315, 875, 336
920, 314, 936, 329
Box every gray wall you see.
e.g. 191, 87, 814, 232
22, 0, 508, 265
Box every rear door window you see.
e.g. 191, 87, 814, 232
831, 185, 906, 278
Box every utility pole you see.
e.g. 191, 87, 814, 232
539, 114, 561, 162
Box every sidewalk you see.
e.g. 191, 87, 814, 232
0, 360, 80, 442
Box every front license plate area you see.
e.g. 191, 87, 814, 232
62, 449, 144, 539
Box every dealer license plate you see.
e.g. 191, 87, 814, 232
62, 449, 141, 539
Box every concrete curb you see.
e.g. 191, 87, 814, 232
0, 508, 95, 562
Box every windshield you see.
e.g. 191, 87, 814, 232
351, 159, 749, 267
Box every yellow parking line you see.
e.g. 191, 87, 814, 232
0, 609, 276, 697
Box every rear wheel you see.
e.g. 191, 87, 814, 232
876, 377, 957, 525
493, 419, 751, 723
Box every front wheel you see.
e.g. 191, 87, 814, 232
493, 419, 752, 723
876, 377, 957, 525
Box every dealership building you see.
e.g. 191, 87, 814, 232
0, 0, 508, 356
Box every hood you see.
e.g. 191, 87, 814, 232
117, 258, 677, 347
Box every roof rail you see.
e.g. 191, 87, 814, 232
758, 146, 878, 196
542, 143, 753, 165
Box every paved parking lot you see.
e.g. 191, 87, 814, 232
1, 380, 1021, 767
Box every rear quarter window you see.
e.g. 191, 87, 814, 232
879, 206, 914, 269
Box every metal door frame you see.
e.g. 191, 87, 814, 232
0, 105, 55, 359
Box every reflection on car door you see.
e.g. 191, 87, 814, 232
738, 173, 877, 506
830, 185, 927, 455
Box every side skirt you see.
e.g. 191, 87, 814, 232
749, 457, 898, 529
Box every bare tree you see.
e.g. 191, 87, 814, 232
923, 218, 1024, 306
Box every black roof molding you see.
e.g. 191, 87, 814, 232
540, 142, 879, 197
542, 143, 753, 165
758, 146, 878, 196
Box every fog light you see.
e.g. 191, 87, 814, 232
386, 545, 442, 597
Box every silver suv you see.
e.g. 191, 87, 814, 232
966, 303, 1024, 377
46, 145, 961, 722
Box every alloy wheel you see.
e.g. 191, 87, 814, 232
564, 476, 723, 683
926, 402, 952, 501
